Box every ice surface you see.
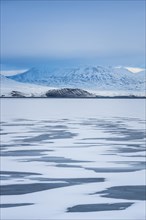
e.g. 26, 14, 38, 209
0, 99, 145, 219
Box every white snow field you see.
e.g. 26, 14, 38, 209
0, 99, 145, 220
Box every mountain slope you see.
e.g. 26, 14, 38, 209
1, 74, 145, 97
9, 66, 145, 92
0, 74, 95, 98
0, 74, 53, 97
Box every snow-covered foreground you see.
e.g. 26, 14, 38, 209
1, 99, 146, 220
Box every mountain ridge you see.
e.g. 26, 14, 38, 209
8, 65, 145, 92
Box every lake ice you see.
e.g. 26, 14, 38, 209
0, 99, 145, 220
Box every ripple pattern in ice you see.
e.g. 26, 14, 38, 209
1, 117, 145, 219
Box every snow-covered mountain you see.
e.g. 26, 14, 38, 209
1, 65, 145, 97
9, 66, 145, 92
0, 74, 53, 97
0, 74, 96, 98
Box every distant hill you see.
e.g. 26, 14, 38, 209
46, 88, 95, 98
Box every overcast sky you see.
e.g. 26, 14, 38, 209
1, 0, 145, 68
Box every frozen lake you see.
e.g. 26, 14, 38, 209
0, 98, 146, 220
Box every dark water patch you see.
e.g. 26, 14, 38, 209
103, 143, 145, 155
74, 142, 100, 145
0, 144, 16, 150
13, 135, 33, 139
29, 177, 53, 181
20, 131, 77, 142
67, 202, 133, 212
20, 143, 39, 146
113, 161, 146, 165
125, 144, 145, 148
85, 167, 141, 173
109, 144, 146, 155
1, 132, 20, 136
101, 143, 145, 148
100, 153, 116, 156
108, 136, 144, 142
0, 203, 34, 208
29, 124, 69, 131
0, 147, 8, 151
30, 177, 105, 184
39, 120, 68, 124
0, 143, 36, 149
106, 130, 145, 141
26, 128, 73, 134
116, 147, 145, 154
1, 133, 11, 135
0, 121, 6, 124
96, 185, 146, 200
82, 131, 145, 142
82, 138, 104, 141
0, 171, 41, 180
123, 155, 145, 158
1, 178, 104, 195
66, 144, 98, 148
112, 161, 146, 170
1, 149, 53, 157
44, 125, 69, 129
2, 123, 35, 127
63, 177, 105, 185
19, 142, 54, 146
79, 122, 96, 126
21, 156, 90, 164
55, 164, 82, 168
95, 123, 123, 130
113, 117, 143, 122
81, 119, 145, 142
13, 119, 36, 122
1, 183, 69, 195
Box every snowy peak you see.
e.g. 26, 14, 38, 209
115, 66, 145, 74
